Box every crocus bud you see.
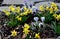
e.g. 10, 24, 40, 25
34, 17, 39, 22
41, 17, 45, 22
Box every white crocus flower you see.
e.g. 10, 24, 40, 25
41, 17, 45, 22
39, 22, 43, 27
34, 17, 39, 22
4, 24, 6, 26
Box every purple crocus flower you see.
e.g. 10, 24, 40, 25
29, 3, 33, 8
24, 0, 28, 3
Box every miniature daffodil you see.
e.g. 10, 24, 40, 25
11, 30, 17, 37
53, 14, 57, 18
54, 7, 58, 11
16, 16, 22, 21
51, 2, 57, 7
39, 5, 44, 11
23, 28, 30, 35
15, 6, 20, 13
29, 9, 32, 13
3, 10, 10, 16
56, 14, 60, 21
24, 23, 30, 29
9, 5, 15, 12
20, 13, 24, 16
46, 6, 49, 10
49, 7, 53, 14
35, 33, 40, 39
23, 23, 30, 35
18, 17, 22, 21
24, 6, 28, 11
23, 11, 28, 15
16, 16, 19, 18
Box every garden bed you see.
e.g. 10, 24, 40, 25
0, 2, 60, 39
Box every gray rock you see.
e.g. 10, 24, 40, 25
56, 36, 60, 39
2, 0, 24, 4
35, 2, 60, 10
0, 6, 9, 11
35, 2, 51, 10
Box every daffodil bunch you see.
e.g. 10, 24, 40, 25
38, 2, 59, 23
39, 2, 60, 36
49, 2, 58, 14
22, 23, 41, 39
39, 2, 58, 14
3, 5, 32, 27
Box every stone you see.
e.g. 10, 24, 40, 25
2, 0, 24, 4
56, 36, 60, 39
0, 6, 9, 11
0, 35, 1, 39
35, 2, 51, 10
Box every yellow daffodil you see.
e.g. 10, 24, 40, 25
53, 14, 57, 18
24, 6, 28, 11
3, 10, 10, 16
23, 28, 30, 35
23, 23, 30, 35
54, 7, 58, 11
16, 16, 22, 21
35, 33, 40, 39
9, 5, 15, 12
20, 13, 24, 16
49, 7, 53, 14
18, 17, 22, 21
11, 30, 17, 37
16, 16, 19, 18
28, 9, 32, 13
39, 5, 44, 11
23, 11, 28, 15
24, 23, 30, 29
51, 2, 57, 7
15, 6, 20, 13
56, 14, 60, 21
46, 6, 49, 10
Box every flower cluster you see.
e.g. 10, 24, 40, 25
1, 2, 60, 39
3, 5, 32, 27
39, 2, 58, 14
